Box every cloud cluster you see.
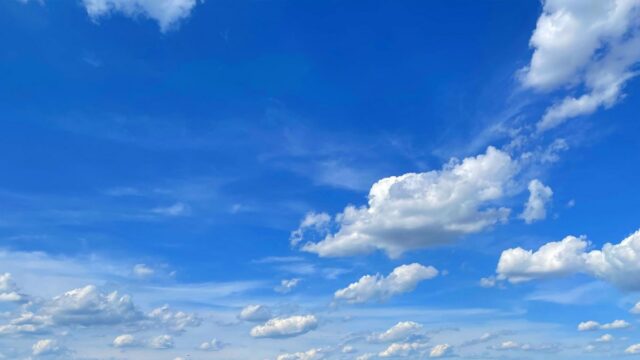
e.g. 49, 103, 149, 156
32, 339, 68, 356
296, 147, 518, 258
496, 229, 640, 290
334, 264, 438, 304
0, 273, 25, 303
250, 315, 318, 338
578, 320, 630, 331
520, 179, 553, 224
521, 0, 640, 131
81, 0, 200, 32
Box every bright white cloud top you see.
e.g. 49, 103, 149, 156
334, 263, 438, 304
296, 147, 518, 257
82, 0, 200, 32
520, 179, 553, 224
497, 229, 640, 289
522, 0, 640, 131
250, 315, 318, 338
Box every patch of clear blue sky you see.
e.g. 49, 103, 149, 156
1, 0, 640, 328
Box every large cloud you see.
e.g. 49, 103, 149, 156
521, 0, 640, 131
334, 264, 438, 304
296, 147, 518, 258
250, 315, 318, 338
81, 0, 200, 32
496, 229, 640, 289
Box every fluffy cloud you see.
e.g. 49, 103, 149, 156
0, 273, 25, 303
275, 278, 301, 294
112, 334, 138, 348
627, 344, 640, 354
45, 285, 142, 326
430, 344, 452, 358
520, 179, 553, 224
0, 311, 50, 335
149, 334, 174, 349
335, 264, 438, 304
631, 301, 640, 314
578, 320, 630, 331
250, 315, 318, 338
521, 0, 640, 131
82, 0, 200, 32
238, 304, 272, 322
132, 264, 154, 278
596, 334, 614, 342
497, 229, 640, 289
276, 348, 327, 360
497, 235, 587, 283
198, 338, 224, 351
296, 147, 518, 258
148, 305, 200, 332
379, 342, 428, 357
32, 339, 67, 356
368, 321, 425, 343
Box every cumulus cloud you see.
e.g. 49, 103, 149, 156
335, 264, 438, 304
275, 278, 301, 294
238, 304, 272, 322
276, 348, 327, 360
149, 334, 174, 349
520, 179, 553, 224
112, 334, 138, 348
368, 321, 426, 343
630, 301, 640, 314
379, 341, 429, 357
45, 285, 142, 326
578, 320, 630, 331
250, 315, 318, 338
296, 147, 518, 258
521, 0, 640, 131
32, 339, 67, 356
81, 0, 200, 32
198, 338, 224, 351
596, 334, 614, 342
430, 344, 453, 358
0, 273, 25, 303
496, 229, 640, 290
627, 343, 640, 354
148, 305, 200, 332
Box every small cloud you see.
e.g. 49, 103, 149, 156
151, 202, 190, 217
275, 278, 300, 294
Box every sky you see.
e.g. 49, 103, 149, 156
1, 0, 640, 359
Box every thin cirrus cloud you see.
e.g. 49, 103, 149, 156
495, 229, 640, 290
334, 263, 438, 304
521, 0, 640, 131
294, 146, 519, 258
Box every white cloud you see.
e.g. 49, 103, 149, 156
521, 0, 640, 131
148, 305, 201, 332
520, 179, 553, 224
46, 285, 142, 326
290, 212, 331, 246
497, 229, 640, 290
429, 344, 452, 358
198, 338, 224, 351
368, 321, 425, 343
631, 301, 640, 314
250, 314, 318, 338
151, 202, 190, 216
149, 334, 174, 349
497, 235, 587, 283
297, 147, 518, 258
342, 345, 356, 353
479, 276, 497, 288
578, 320, 630, 331
112, 334, 138, 348
379, 341, 428, 357
627, 343, 640, 354
596, 334, 614, 342
238, 304, 272, 322
335, 264, 438, 304
132, 264, 155, 278
81, 0, 200, 32
0, 273, 25, 303
276, 348, 327, 360
275, 278, 301, 294
32, 339, 67, 356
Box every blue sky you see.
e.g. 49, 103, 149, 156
1, 0, 640, 359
